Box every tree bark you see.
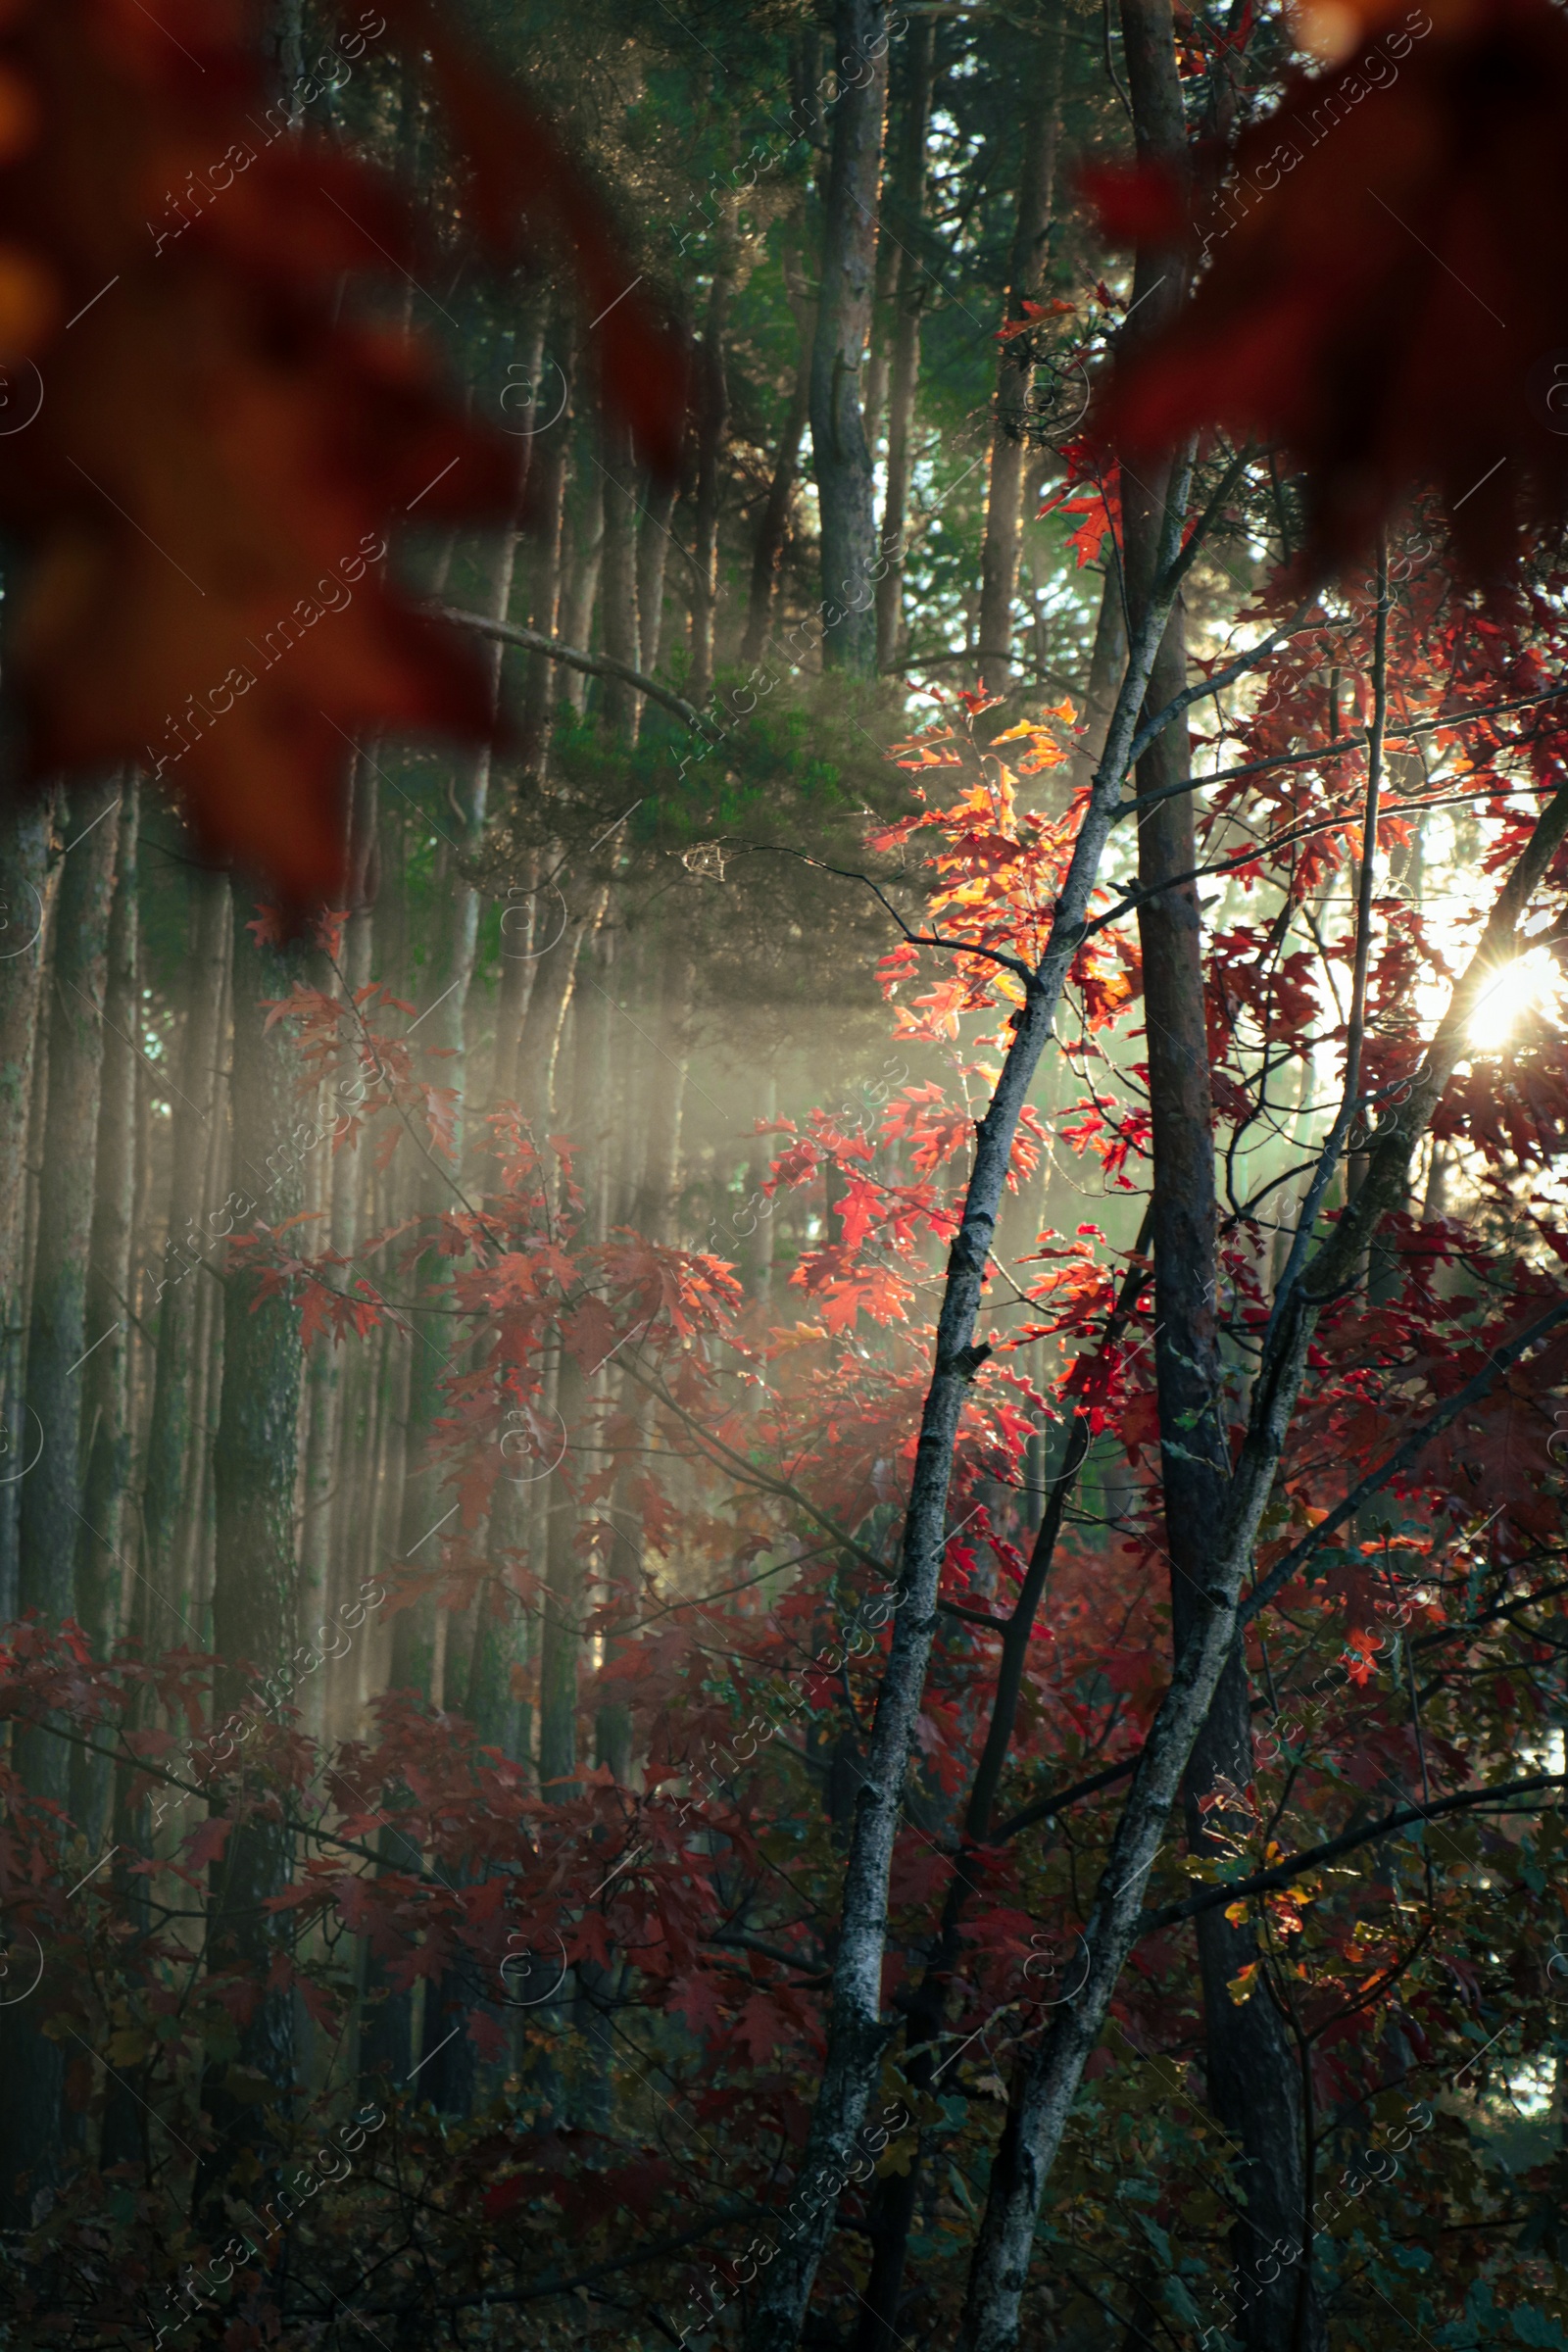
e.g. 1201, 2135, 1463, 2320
557, 419, 604, 715
1115, 15, 1321, 2333
0, 790, 56, 1619
522, 311, 578, 764
637, 473, 678, 679
391, 528, 514, 1700
0, 779, 114, 2224
601, 413, 644, 737
198, 883, 310, 2204
17, 774, 121, 1750
742, 242, 813, 666
874, 18, 936, 675
808, 0, 890, 676
138, 869, 231, 1653
975, 16, 1063, 694
690, 209, 738, 707
72, 782, 140, 1840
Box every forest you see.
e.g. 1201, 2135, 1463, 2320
2, 0, 1568, 2346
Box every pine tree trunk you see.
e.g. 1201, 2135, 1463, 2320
391, 529, 514, 1698
975, 15, 1063, 694
522, 313, 578, 762
178, 1078, 226, 1642
0, 790, 56, 1618
72, 783, 140, 1841
17, 775, 121, 1765
601, 413, 644, 737
637, 475, 678, 678
690, 214, 737, 706
139, 869, 231, 1649
874, 18, 936, 674
557, 421, 604, 714
808, 0, 890, 675
742, 243, 813, 665
198, 882, 309, 2205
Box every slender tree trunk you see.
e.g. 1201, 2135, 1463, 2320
391, 529, 513, 1697
72, 783, 140, 1841
522, 313, 578, 762
859, 175, 900, 467
178, 1081, 226, 1643
874, 19, 936, 674
638, 475, 678, 678
739, 379, 1199, 2352
558, 423, 604, 714
139, 870, 231, 1650
690, 212, 737, 707
0, 779, 116, 2224
17, 774, 121, 1755
197, 884, 309, 2208
515, 885, 607, 1135
808, 0, 890, 675
601, 414, 644, 737
1112, 11, 1323, 2337
743, 244, 813, 665
0, 791, 56, 1618
1078, 563, 1130, 777
975, 16, 1063, 694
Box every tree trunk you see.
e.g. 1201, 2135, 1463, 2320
738, 248, 1200, 2352
690, 213, 737, 707
874, 19, 937, 674
198, 882, 310, 2205
138, 869, 231, 1650
975, 15, 1063, 694
742, 244, 813, 665
601, 413, 644, 737
0, 779, 116, 2225
0, 790, 56, 1618
515, 884, 607, 1136
1112, 9, 1324, 2339
637, 473, 678, 678
808, 0, 890, 675
391, 528, 514, 1699
72, 782, 140, 1841
521, 311, 578, 762
17, 774, 121, 1751
557, 421, 604, 714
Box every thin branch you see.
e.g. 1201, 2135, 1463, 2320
1141, 1772, 1566, 1935
734, 845, 1037, 986
1123, 600, 1318, 775
430, 603, 715, 735
1240, 1291, 1568, 1624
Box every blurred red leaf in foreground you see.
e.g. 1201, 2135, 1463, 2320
0, 0, 685, 906
1098, 0, 1568, 574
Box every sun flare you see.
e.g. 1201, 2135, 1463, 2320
1467, 947, 1566, 1052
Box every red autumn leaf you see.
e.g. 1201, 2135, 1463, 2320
1099, 0, 1568, 571
1076, 159, 1187, 247
484, 2174, 529, 2222
0, 0, 684, 909
185, 1813, 232, 1870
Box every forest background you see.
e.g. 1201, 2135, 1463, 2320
2, 1, 1568, 2350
